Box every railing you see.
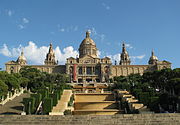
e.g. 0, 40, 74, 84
35, 101, 42, 114
0, 87, 25, 105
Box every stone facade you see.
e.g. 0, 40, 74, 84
5, 31, 171, 82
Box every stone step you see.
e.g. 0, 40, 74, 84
73, 109, 123, 115
74, 101, 118, 110
75, 93, 114, 102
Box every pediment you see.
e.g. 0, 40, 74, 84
102, 56, 111, 60
67, 57, 76, 60
5, 60, 17, 65
79, 55, 95, 60
78, 55, 100, 64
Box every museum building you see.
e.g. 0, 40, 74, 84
5, 31, 171, 83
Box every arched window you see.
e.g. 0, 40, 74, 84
10, 66, 14, 73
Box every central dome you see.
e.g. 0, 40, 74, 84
79, 31, 98, 58
80, 31, 96, 46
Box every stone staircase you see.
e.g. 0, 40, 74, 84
0, 114, 180, 125
0, 93, 30, 115
49, 90, 72, 115
73, 93, 123, 115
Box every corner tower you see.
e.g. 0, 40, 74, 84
148, 50, 158, 65
78, 31, 98, 58
17, 49, 27, 65
119, 43, 131, 65
44, 43, 57, 65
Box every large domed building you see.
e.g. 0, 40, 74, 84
5, 31, 171, 83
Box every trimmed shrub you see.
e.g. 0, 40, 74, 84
38, 89, 48, 100
55, 90, 63, 100
64, 110, 72, 115
23, 97, 35, 114
149, 96, 159, 112
68, 95, 74, 106
31, 93, 42, 108
132, 89, 142, 99
49, 93, 58, 106
139, 92, 150, 105
46, 84, 53, 93
42, 98, 53, 114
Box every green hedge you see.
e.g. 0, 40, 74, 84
46, 84, 53, 93
149, 96, 159, 112
49, 93, 58, 106
42, 98, 53, 114
68, 95, 74, 106
23, 97, 35, 114
31, 93, 42, 108
55, 89, 63, 100
132, 89, 142, 98
139, 92, 150, 105
38, 89, 49, 100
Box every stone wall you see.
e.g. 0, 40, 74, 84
111, 65, 149, 77
0, 114, 180, 125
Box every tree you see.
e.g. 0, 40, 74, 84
5, 75, 20, 91
0, 80, 8, 96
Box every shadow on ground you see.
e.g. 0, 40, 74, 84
11, 106, 23, 111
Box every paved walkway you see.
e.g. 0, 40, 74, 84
0, 93, 30, 115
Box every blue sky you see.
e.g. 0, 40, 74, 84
0, 0, 180, 69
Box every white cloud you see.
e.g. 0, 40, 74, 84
97, 50, 101, 58
107, 53, 121, 64
88, 27, 106, 42
0, 42, 78, 65
59, 28, 65, 32
125, 44, 133, 49
0, 44, 12, 57
74, 26, 78, 31
18, 24, 25, 29
22, 18, 29, 24
55, 46, 79, 64
57, 25, 78, 32
107, 53, 145, 64
7, 10, 13, 16
130, 55, 145, 60
18, 18, 29, 30
102, 3, 110, 10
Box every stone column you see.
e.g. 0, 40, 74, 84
84, 66, 86, 75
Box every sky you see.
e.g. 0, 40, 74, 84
0, 0, 180, 70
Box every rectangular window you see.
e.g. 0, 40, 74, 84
86, 67, 92, 75
78, 67, 82, 74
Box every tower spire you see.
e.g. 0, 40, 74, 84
152, 49, 154, 56
148, 49, 158, 65
86, 30, 90, 38
44, 43, 57, 65
119, 42, 131, 65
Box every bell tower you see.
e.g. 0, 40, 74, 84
44, 43, 57, 65
119, 43, 131, 65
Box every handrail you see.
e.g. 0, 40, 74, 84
35, 101, 42, 114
